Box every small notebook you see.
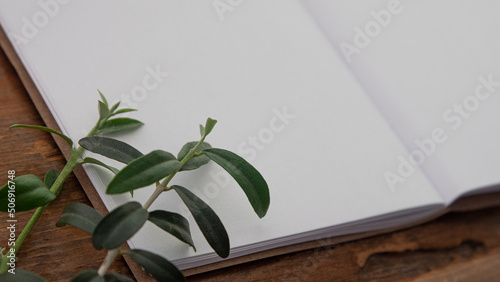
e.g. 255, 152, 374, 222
1, 0, 499, 272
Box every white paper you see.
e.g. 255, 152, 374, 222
0, 0, 443, 268
303, 0, 500, 202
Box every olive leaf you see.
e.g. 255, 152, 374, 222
125, 249, 185, 282
98, 101, 110, 121
107, 150, 181, 194
109, 101, 121, 113
177, 141, 212, 171
0, 175, 55, 212
98, 90, 109, 107
148, 210, 195, 249
199, 118, 217, 137
44, 169, 60, 189
110, 108, 137, 116
203, 148, 270, 218
99, 118, 143, 133
172, 185, 229, 258
82, 157, 119, 174
103, 273, 134, 282
9, 124, 73, 147
71, 269, 103, 282
0, 269, 47, 282
79, 136, 143, 164
92, 202, 148, 250
56, 203, 103, 234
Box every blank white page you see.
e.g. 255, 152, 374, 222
303, 0, 500, 203
0, 0, 442, 268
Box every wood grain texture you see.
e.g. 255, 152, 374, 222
1, 45, 500, 281
0, 48, 133, 281
190, 208, 500, 281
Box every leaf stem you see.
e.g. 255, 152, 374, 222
97, 248, 120, 276
0, 121, 102, 274
92, 135, 210, 277
93, 122, 213, 277
143, 184, 165, 210
0, 147, 83, 274
161, 134, 207, 188
0, 205, 47, 273
180, 135, 207, 167
142, 134, 208, 210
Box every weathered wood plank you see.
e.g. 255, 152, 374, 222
0, 48, 133, 281
189, 208, 500, 281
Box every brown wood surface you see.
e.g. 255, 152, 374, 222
0, 48, 133, 281
1, 46, 500, 281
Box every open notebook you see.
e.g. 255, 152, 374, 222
1, 0, 500, 273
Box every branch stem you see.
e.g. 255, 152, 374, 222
143, 184, 165, 210
97, 248, 120, 276
141, 134, 208, 211
93, 122, 212, 277
0, 122, 101, 274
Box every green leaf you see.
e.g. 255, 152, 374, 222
203, 148, 270, 218
56, 203, 103, 234
110, 108, 137, 116
0, 269, 47, 282
82, 157, 119, 174
0, 175, 56, 212
204, 118, 217, 136
107, 150, 181, 194
44, 169, 60, 189
109, 101, 121, 113
104, 273, 134, 282
98, 90, 109, 107
92, 201, 148, 250
9, 124, 73, 147
71, 269, 104, 282
79, 136, 143, 164
98, 101, 110, 121
177, 142, 212, 171
99, 118, 143, 133
148, 210, 195, 249
172, 185, 229, 258
200, 118, 217, 137
125, 249, 185, 282
199, 124, 205, 137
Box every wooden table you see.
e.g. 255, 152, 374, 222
1, 47, 500, 281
